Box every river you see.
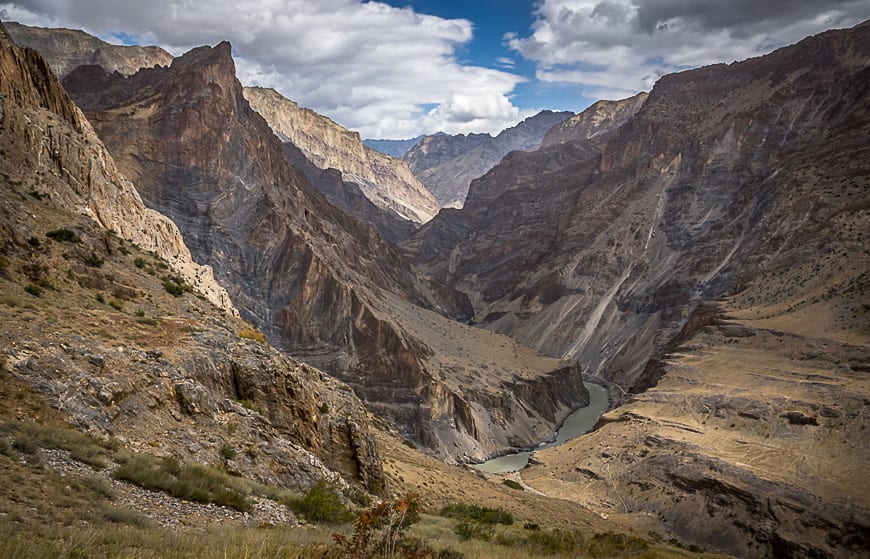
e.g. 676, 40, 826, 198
474, 382, 610, 473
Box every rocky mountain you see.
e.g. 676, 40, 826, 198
4, 21, 172, 78
402, 110, 573, 207
0, 23, 383, 493
363, 135, 425, 158
243, 86, 439, 225
55, 38, 590, 463
410, 21, 870, 556
541, 92, 648, 148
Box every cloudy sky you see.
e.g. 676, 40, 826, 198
1, 0, 867, 139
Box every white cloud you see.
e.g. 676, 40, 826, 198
1, 0, 529, 139
508, 0, 870, 99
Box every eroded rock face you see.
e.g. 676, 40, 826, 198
56, 37, 588, 462
4, 21, 172, 78
244, 86, 439, 224
402, 110, 573, 207
0, 23, 235, 315
541, 92, 647, 148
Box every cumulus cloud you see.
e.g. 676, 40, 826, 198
508, 0, 870, 99
1, 0, 529, 138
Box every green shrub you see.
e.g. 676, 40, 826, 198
161, 275, 190, 297
219, 444, 236, 461
46, 228, 80, 243
288, 481, 352, 524
136, 318, 158, 327
24, 284, 42, 297
453, 519, 494, 542
134, 257, 146, 269
134, 309, 145, 317
83, 253, 104, 267
27, 237, 40, 247
108, 299, 123, 311
501, 479, 523, 491
319, 402, 329, 414
95, 293, 105, 303
440, 502, 513, 525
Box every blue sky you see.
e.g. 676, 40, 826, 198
2, 0, 868, 138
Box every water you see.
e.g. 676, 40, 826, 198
474, 382, 610, 473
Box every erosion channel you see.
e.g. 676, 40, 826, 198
476, 382, 610, 473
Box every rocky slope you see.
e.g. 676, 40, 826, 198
0, 23, 233, 315
4, 21, 172, 78
55, 38, 589, 462
0, 23, 383, 492
411, 21, 870, 557
243, 86, 439, 225
541, 92, 648, 148
402, 110, 573, 207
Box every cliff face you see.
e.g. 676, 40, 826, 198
541, 92, 648, 148
4, 21, 172, 78
57, 39, 588, 462
402, 110, 573, 207
0, 23, 384, 492
0, 23, 234, 315
243, 86, 439, 225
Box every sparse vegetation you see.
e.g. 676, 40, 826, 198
501, 479, 523, 491
108, 298, 124, 311
113, 453, 252, 512
439, 503, 513, 525
331, 494, 427, 558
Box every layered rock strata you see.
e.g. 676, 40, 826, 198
244, 86, 439, 225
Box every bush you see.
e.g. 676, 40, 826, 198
289, 481, 352, 524
453, 519, 494, 542
27, 236, 40, 247
501, 479, 523, 491
239, 328, 267, 344
134, 257, 146, 269
136, 318, 159, 326
82, 253, 104, 267
439, 503, 513, 525
108, 299, 123, 311
219, 444, 236, 461
24, 284, 42, 297
162, 277, 185, 297
95, 293, 105, 303
331, 494, 424, 557
46, 228, 80, 243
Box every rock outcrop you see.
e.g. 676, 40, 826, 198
0, 23, 234, 315
4, 21, 172, 78
402, 110, 573, 207
541, 92, 648, 148
243, 86, 439, 225
0, 23, 383, 492
55, 38, 589, 462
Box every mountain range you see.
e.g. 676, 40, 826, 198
2, 18, 868, 559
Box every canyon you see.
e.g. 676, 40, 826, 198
1, 17, 868, 559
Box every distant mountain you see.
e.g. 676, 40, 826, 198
541, 92, 647, 148
244, 86, 439, 224
3, 21, 172, 78
402, 111, 573, 207
363, 135, 426, 158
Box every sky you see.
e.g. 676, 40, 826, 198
1, 1, 868, 139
